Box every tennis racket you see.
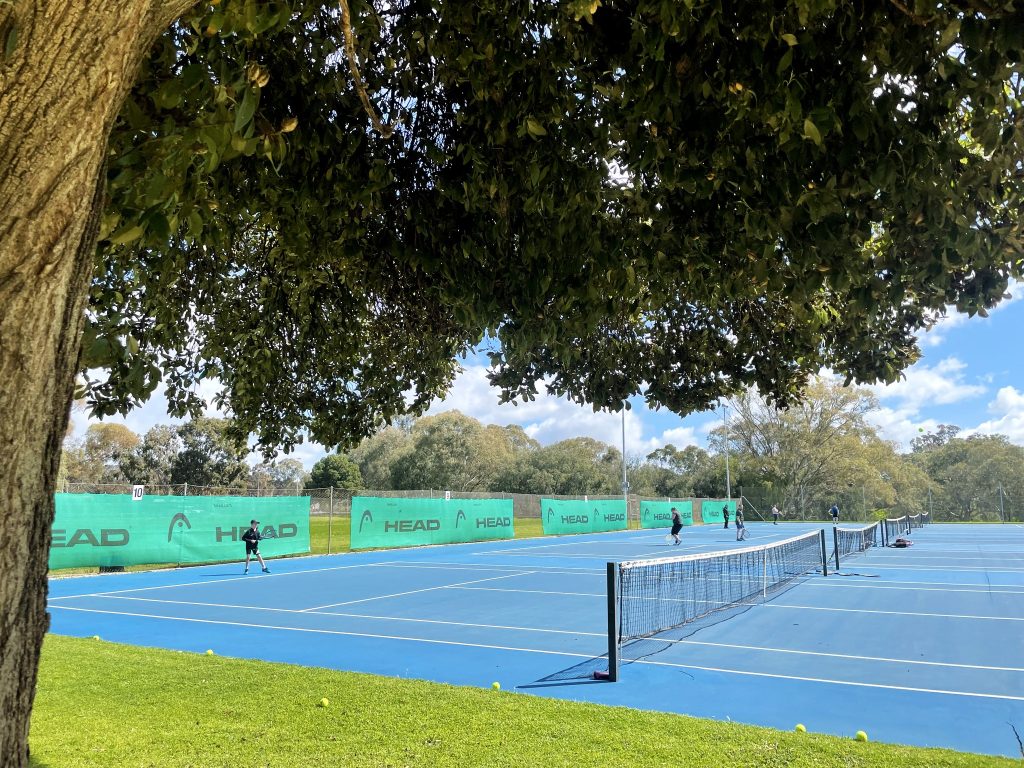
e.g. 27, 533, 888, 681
258, 529, 279, 541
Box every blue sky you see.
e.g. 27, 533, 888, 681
72, 281, 1024, 469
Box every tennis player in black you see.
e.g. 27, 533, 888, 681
670, 507, 683, 545
722, 504, 730, 529
242, 519, 270, 574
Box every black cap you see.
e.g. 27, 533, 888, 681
251, 519, 259, 525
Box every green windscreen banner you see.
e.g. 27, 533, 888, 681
49, 493, 310, 569
540, 499, 627, 535
700, 499, 737, 525
350, 497, 514, 550
639, 501, 693, 529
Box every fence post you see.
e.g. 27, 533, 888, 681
328, 487, 334, 555
183, 482, 188, 497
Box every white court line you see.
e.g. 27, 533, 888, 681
484, 537, 672, 554
47, 561, 396, 600
80, 594, 1024, 674
395, 561, 602, 574
657, 638, 1024, 673
813, 576, 1024, 590
760, 603, 1024, 621
47, 605, 1024, 702
825, 563, 1024, 574
806, 582, 1024, 595
376, 562, 602, 577
299, 571, 534, 611
86, 595, 597, 637
451, 585, 1024, 621
883, 555, 1024, 561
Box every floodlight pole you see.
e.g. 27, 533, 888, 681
621, 406, 629, 502
724, 404, 732, 499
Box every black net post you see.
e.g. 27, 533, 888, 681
819, 529, 828, 576
606, 562, 619, 682
832, 526, 841, 571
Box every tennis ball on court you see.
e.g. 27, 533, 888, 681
855, 730, 868, 742
491, 682, 500, 691
795, 724, 806, 733
320, 698, 330, 708
205, 649, 214, 655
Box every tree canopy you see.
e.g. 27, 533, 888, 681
81, 0, 1024, 457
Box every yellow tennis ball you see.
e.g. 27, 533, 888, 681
205, 649, 214, 655
91, 635, 101, 641
320, 698, 330, 708
491, 682, 500, 691
855, 730, 868, 742
795, 724, 806, 733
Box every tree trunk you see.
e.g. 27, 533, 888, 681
0, 1, 193, 764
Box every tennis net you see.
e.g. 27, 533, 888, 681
604, 530, 826, 680
884, 515, 910, 543
909, 513, 924, 529
831, 522, 880, 568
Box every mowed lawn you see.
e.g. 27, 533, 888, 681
30, 635, 1015, 768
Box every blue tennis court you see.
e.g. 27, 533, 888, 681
48, 522, 1024, 757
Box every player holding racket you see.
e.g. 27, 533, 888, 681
242, 519, 271, 574
670, 507, 683, 545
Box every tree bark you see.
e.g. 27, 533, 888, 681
0, 1, 194, 764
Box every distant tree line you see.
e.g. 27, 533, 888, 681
61, 379, 1024, 521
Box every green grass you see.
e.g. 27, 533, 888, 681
30, 635, 1014, 768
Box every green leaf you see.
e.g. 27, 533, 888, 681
781, 33, 798, 47
802, 118, 822, 146
234, 87, 258, 134
107, 224, 145, 246
526, 118, 547, 137
776, 48, 793, 75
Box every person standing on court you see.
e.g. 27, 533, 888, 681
735, 505, 748, 541
242, 519, 271, 574
670, 506, 683, 545
829, 503, 840, 525
771, 504, 781, 524
722, 503, 730, 529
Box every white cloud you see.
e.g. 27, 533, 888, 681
863, 357, 988, 450
869, 357, 986, 410
427, 365, 657, 455
964, 386, 1024, 443
659, 426, 700, 448
865, 407, 938, 451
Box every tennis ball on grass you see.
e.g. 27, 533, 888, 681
205, 649, 214, 655
491, 682, 500, 691
91, 635, 101, 641
855, 731, 868, 742
320, 698, 330, 708
794, 724, 806, 733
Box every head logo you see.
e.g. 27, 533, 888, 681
167, 512, 191, 542
455, 510, 467, 528
358, 510, 373, 532
546, 508, 554, 522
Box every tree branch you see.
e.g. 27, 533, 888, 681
338, 0, 396, 139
